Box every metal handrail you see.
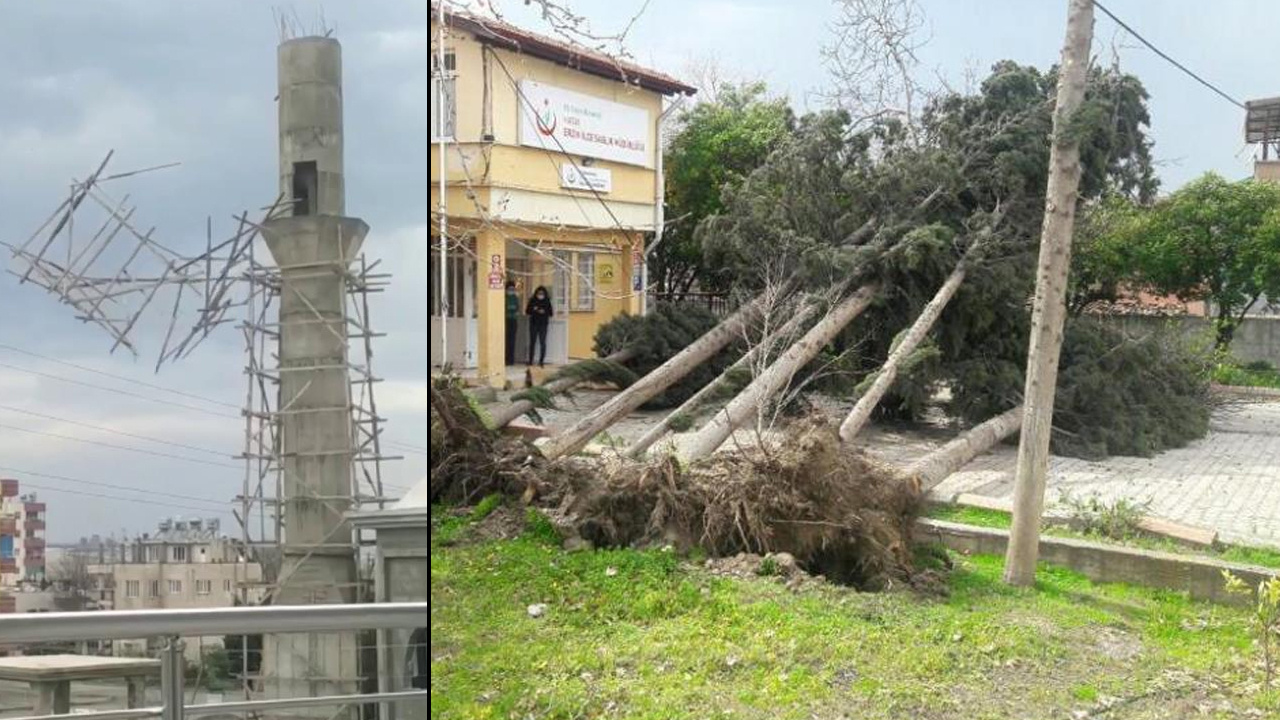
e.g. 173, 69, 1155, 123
1, 690, 432, 720
0, 602, 428, 642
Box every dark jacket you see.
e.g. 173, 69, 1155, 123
526, 288, 554, 325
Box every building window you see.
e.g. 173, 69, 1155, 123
429, 239, 469, 319
196, 580, 212, 596
224, 580, 233, 594
125, 581, 140, 598
573, 252, 596, 312
168, 580, 182, 595
430, 50, 457, 142
172, 546, 187, 563
150, 581, 160, 597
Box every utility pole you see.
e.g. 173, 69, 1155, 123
1003, 0, 1094, 587
435, 2, 451, 363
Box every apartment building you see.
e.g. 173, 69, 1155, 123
1, 478, 47, 613
87, 517, 263, 660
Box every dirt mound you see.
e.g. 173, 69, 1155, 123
430, 376, 541, 505
548, 418, 922, 590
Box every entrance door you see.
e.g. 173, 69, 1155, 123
547, 250, 570, 365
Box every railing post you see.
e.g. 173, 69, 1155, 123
160, 637, 186, 720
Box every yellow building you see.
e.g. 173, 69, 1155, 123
430, 6, 695, 387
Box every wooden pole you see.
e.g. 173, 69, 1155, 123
1003, 0, 1095, 587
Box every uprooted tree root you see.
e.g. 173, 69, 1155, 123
431, 379, 927, 591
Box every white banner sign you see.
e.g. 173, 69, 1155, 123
560, 164, 613, 193
519, 80, 652, 168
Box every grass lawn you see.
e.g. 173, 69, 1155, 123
925, 504, 1280, 570
1214, 361, 1280, 390
431, 504, 1280, 719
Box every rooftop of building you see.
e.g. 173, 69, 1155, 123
432, 3, 697, 96
140, 517, 225, 544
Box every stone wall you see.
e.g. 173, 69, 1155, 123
1106, 315, 1280, 364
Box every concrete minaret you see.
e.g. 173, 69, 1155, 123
261, 36, 367, 711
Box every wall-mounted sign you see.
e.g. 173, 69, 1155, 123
519, 80, 652, 168
560, 164, 613, 193
598, 263, 616, 286
632, 248, 643, 291
487, 254, 504, 289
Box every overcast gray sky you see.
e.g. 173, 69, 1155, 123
0, 0, 1268, 541
0, 0, 430, 542
490, 0, 1266, 189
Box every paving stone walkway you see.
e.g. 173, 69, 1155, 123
926, 400, 1280, 548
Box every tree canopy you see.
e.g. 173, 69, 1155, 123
653, 82, 794, 296
687, 60, 1211, 458
1081, 173, 1280, 349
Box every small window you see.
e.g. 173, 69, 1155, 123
171, 546, 187, 563
125, 580, 139, 598
224, 579, 233, 593
149, 580, 160, 597
168, 580, 182, 595
573, 253, 596, 312
291, 161, 318, 216
196, 580, 212, 596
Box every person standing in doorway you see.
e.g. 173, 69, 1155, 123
526, 285, 553, 367
504, 281, 519, 365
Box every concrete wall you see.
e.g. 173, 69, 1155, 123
375, 526, 427, 720
1107, 314, 1280, 365
918, 519, 1276, 606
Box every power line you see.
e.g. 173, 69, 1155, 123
1094, 1, 1246, 110
0, 360, 240, 419
19, 482, 236, 516
383, 440, 429, 455
0, 342, 240, 410
0, 464, 229, 511
0, 422, 240, 469
0, 404, 231, 458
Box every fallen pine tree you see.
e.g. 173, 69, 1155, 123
431, 379, 928, 591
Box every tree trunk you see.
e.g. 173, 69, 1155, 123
487, 347, 637, 429
838, 259, 969, 443
624, 302, 818, 458
679, 284, 879, 462
1004, 0, 1094, 587
539, 289, 780, 459
904, 405, 1023, 490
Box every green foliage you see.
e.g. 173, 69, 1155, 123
1050, 320, 1213, 459
472, 494, 504, 521
593, 302, 735, 408
1058, 491, 1151, 541
1084, 173, 1280, 349
524, 508, 560, 546
1214, 360, 1280, 389
656, 82, 795, 294
509, 384, 557, 423
1224, 570, 1280, 688
666, 412, 695, 433
696, 61, 1200, 459
549, 358, 640, 389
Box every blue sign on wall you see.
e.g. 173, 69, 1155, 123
0, 536, 12, 560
